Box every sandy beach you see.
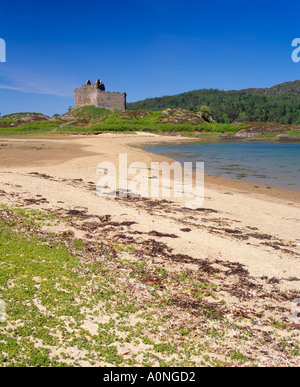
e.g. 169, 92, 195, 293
0, 133, 300, 366
1, 133, 299, 287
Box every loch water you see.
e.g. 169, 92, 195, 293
144, 142, 300, 190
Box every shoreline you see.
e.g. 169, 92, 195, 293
1, 132, 300, 201
1, 132, 300, 203
0, 132, 299, 288
0, 132, 300, 366
133, 136, 300, 204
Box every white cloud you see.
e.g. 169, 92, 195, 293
0, 66, 74, 97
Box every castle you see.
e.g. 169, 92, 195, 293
74, 79, 126, 111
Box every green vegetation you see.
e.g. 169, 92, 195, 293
127, 80, 300, 124
0, 105, 299, 140
199, 105, 213, 122
69, 105, 111, 118
244, 80, 300, 98
0, 204, 299, 367
0, 205, 227, 366
0, 106, 244, 137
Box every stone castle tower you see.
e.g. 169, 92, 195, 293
74, 79, 126, 111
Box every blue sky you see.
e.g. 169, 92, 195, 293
0, 0, 300, 116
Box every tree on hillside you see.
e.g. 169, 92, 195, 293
221, 113, 231, 124
199, 105, 212, 122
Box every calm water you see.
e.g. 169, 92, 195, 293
144, 142, 300, 190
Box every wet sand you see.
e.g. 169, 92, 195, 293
0, 138, 96, 167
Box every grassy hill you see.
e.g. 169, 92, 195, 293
238, 80, 300, 98
127, 81, 300, 125
0, 106, 299, 141
0, 106, 240, 137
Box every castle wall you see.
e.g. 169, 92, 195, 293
74, 85, 98, 107
74, 85, 126, 111
96, 91, 126, 111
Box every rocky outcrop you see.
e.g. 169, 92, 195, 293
0, 113, 52, 127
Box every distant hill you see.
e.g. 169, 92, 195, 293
127, 80, 300, 124
236, 80, 300, 98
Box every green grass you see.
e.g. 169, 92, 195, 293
0, 113, 41, 125
66, 106, 111, 118
0, 205, 220, 366
0, 206, 232, 366
0, 106, 244, 137
0, 217, 80, 365
1, 106, 299, 140
0, 204, 299, 367
230, 350, 248, 363
287, 130, 300, 138
0, 120, 63, 136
